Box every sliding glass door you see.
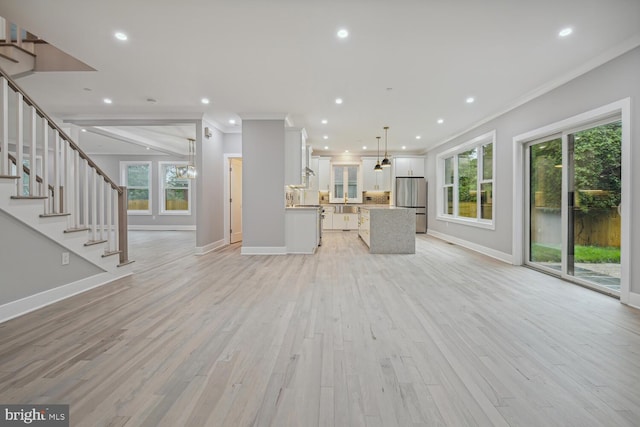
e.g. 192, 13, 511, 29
525, 120, 622, 293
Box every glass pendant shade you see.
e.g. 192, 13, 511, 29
177, 138, 197, 179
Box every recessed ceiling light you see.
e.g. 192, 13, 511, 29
324, 146, 329, 150
559, 27, 573, 37
335, 98, 343, 105
229, 119, 236, 125
103, 98, 112, 104
437, 118, 444, 124
402, 146, 407, 150
466, 97, 475, 104
201, 98, 210, 104
337, 29, 349, 39
323, 135, 329, 140
114, 32, 128, 41
81, 128, 87, 132
321, 119, 328, 124
416, 136, 421, 140
362, 146, 367, 150
146, 147, 150, 150
345, 150, 349, 153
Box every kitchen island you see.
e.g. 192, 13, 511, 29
358, 206, 415, 254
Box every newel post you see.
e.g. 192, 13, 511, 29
118, 185, 130, 265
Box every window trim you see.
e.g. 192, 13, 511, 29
120, 161, 152, 215
436, 130, 496, 230
158, 161, 192, 215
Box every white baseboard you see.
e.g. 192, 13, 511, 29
241, 246, 287, 255
195, 239, 226, 255
625, 292, 640, 310
0, 270, 132, 324
128, 225, 196, 231
427, 229, 513, 264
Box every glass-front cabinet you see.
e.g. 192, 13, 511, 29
329, 163, 362, 203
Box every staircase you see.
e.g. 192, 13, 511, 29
0, 17, 94, 78
0, 66, 132, 322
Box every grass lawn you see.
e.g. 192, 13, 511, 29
531, 244, 620, 263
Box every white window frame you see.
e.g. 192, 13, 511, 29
120, 161, 152, 215
158, 161, 191, 215
436, 130, 496, 229
329, 161, 363, 203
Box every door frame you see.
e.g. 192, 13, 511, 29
224, 153, 242, 246
513, 98, 631, 302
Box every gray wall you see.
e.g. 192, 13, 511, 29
195, 119, 225, 248
0, 210, 104, 305
426, 46, 640, 293
224, 133, 242, 153
242, 120, 285, 249
92, 154, 196, 227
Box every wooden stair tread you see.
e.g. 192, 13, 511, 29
64, 227, 90, 233
84, 239, 107, 247
40, 212, 71, 218
102, 250, 122, 258
11, 195, 48, 200
0, 175, 20, 179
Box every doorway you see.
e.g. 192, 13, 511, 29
524, 119, 622, 295
229, 157, 242, 243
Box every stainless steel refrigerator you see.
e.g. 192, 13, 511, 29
395, 177, 427, 233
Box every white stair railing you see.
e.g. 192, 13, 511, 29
0, 66, 130, 265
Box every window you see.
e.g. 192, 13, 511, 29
437, 130, 495, 228
159, 162, 191, 214
329, 162, 362, 203
120, 161, 151, 214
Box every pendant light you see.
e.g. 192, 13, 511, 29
177, 138, 197, 179
381, 126, 391, 168
374, 136, 383, 172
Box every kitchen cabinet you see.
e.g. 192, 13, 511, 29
285, 207, 320, 254
332, 213, 358, 230
329, 163, 362, 203
322, 207, 334, 229
362, 157, 391, 191
394, 156, 425, 177
308, 156, 319, 191
285, 127, 308, 186
318, 157, 331, 192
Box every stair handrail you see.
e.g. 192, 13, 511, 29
0, 65, 130, 266
0, 67, 122, 194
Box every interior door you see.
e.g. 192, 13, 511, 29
230, 158, 242, 243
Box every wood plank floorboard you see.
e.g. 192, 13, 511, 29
1, 231, 639, 426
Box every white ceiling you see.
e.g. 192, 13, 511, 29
1, 0, 639, 156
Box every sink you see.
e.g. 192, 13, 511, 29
333, 205, 358, 214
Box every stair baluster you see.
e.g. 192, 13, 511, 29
0, 69, 130, 265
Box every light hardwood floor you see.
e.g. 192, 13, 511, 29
1, 232, 639, 426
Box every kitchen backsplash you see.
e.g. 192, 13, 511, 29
363, 191, 391, 204
318, 191, 390, 205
